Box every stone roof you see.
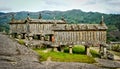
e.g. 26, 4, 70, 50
52, 24, 108, 31
29, 19, 66, 24
9, 18, 66, 24
9, 20, 26, 24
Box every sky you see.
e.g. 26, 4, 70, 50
0, 0, 120, 14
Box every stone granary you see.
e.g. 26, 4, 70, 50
9, 14, 108, 46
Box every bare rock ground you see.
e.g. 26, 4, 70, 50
0, 34, 45, 69
0, 33, 119, 69
95, 58, 120, 68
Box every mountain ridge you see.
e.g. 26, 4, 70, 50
0, 9, 120, 41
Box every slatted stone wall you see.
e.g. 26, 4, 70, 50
10, 24, 26, 33
29, 23, 66, 35
54, 31, 106, 45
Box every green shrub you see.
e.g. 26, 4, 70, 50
111, 44, 120, 52
73, 46, 85, 54
64, 45, 85, 54
64, 47, 69, 53
90, 49, 100, 58
18, 39, 25, 45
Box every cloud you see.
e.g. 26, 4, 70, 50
44, 0, 66, 6
80, 0, 120, 13
0, 0, 120, 14
0, 7, 12, 11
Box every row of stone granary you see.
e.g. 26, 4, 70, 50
9, 13, 108, 46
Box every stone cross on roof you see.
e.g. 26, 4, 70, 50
27, 13, 30, 20
100, 16, 105, 25
11, 13, 15, 22
38, 13, 42, 19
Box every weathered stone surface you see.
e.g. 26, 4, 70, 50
42, 61, 105, 69
0, 34, 44, 69
0, 33, 115, 69
95, 58, 120, 68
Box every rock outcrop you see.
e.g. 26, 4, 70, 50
0, 34, 45, 69
1, 33, 115, 69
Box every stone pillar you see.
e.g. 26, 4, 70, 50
53, 47, 58, 52
99, 43, 108, 59
41, 36, 44, 41
103, 46, 107, 58
103, 47, 107, 55
69, 45, 73, 54
61, 48, 64, 52
87, 47, 91, 56
47, 36, 50, 41
24, 34, 27, 39
22, 34, 25, 39
29, 37, 33, 41
60, 45, 64, 52
17, 34, 22, 39
85, 46, 91, 56
21, 34, 24, 39
51, 45, 59, 52
9, 34, 12, 38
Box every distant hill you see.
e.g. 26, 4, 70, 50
0, 9, 120, 41
1, 9, 120, 24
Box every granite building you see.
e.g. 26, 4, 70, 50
9, 14, 108, 46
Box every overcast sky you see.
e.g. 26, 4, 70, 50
0, 0, 120, 14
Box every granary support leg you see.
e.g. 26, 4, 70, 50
85, 46, 91, 56
22, 33, 26, 39
99, 43, 108, 59
53, 47, 58, 52
52, 45, 59, 52
41, 36, 44, 41
21, 34, 24, 39
87, 47, 91, 56
60, 45, 64, 52
13, 33, 17, 38
9, 34, 12, 38
25, 34, 30, 40
69, 45, 73, 54
24, 34, 27, 39
17, 34, 22, 39
103, 46, 107, 58
29, 36, 33, 41
61, 48, 64, 52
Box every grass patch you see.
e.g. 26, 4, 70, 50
33, 49, 48, 61
64, 47, 69, 53
73, 45, 85, 54
17, 39, 25, 45
90, 49, 100, 58
64, 45, 85, 54
34, 49, 96, 63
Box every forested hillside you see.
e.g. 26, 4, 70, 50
0, 9, 120, 42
